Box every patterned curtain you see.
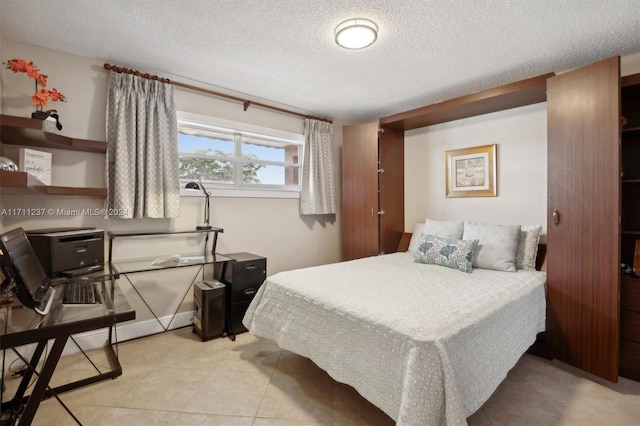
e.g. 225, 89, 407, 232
105, 72, 180, 218
300, 118, 336, 215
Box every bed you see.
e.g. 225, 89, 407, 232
243, 221, 546, 425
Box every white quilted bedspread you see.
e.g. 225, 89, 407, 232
243, 252, 546, 425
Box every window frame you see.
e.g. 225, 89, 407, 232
177, 111, 304, 199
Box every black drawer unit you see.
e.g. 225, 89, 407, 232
220, 252, 266, 335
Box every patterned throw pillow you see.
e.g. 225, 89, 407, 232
515, 225, 542, 270
414, 234, 479, 273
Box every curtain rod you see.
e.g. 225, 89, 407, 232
103, 63, 332, 123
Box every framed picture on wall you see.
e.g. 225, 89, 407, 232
445, 144, 497, 198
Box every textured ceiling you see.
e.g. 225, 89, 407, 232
1, 0, 639, 123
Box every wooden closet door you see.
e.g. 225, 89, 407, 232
379, 128, 404, 254
342, 123, 379, 260
547, 56, 621, 381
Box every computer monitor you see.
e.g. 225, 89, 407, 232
0, 227, 55, 314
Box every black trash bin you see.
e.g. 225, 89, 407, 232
193, 280, 225, 341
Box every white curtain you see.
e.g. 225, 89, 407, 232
105, 72, 180, 218
300, 118, 336, 215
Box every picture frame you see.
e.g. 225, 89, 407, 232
445, 144, 496, 198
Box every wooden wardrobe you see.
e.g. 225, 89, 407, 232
547, 56, 640, 382
619, 73, 640, 381
343, 75, 550, 262
341, 63, 640, 382
342, 123, 404, 260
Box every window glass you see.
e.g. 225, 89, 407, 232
242, 164, 300, 186
179, 126, 235, 156
177, 118, 302, 192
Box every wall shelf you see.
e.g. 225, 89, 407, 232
34, 186, 106, 196
0, 171, 106, 196
0, 114, 106, 153
379, 73, 554, 131
0, 170, 35, 188
0, 115, 107, 196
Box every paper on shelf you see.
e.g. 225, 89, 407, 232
19, 148, 52, 185
150, 254, 204, 266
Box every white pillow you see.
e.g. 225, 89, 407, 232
516, 225, 542, 270
462, 221, 521, 272
424, 218, 464, 240
407, 223, 425, 254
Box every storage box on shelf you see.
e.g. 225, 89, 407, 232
0, 114, 107, 196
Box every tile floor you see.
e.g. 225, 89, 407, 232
2, 327, 639, 425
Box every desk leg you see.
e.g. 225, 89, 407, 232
44, 339, 123, 397
212, 232, 219, 254
12, 341, 47, 403
1, 341, 47, 421
17, 335, 68, 426
218, 262, 235, 342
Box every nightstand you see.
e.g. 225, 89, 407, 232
220, 252, 266, 336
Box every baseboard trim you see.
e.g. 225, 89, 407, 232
109, 311, 194, 344
4, 312, 194, 366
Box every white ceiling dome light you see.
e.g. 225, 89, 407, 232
334, 18, 378, 50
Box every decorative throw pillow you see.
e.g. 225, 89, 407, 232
462, 221, 521, 272
424, 218, 465, 240
407, 222, 426, 254
515, 225, 543, 270
414, 235, 479, 273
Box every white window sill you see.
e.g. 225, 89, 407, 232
180, 187, 300, 199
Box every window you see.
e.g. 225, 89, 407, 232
177, 112, 304, 196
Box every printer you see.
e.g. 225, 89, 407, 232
26, 228, 105, 277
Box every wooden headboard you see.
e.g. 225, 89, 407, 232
396, 233, 547, 271
397, 233, 412, 252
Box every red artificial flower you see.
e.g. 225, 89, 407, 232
47, 88, 64, 102
31, 89, 49, 107
36, 74, 47, 88
25, 63, 39, 79
6, 58, 40, 79
5, 58, 66, 109
6, 58, 29, 73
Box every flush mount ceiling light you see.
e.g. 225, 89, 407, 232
334, 18, 378, 49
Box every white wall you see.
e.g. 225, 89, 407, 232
0, 37, 342, 343
0, 37, 343, 275
622, 52, 640, 77
404, 52, 640, 241
2, 37, 638, 350
404, 102, 548, 236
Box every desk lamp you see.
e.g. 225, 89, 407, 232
185, 181, 212, 230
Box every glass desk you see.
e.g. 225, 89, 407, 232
110, 252, 231, 334
111, 252, 231, 275
108, 228, 224, 264
0, 276, 135, 425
